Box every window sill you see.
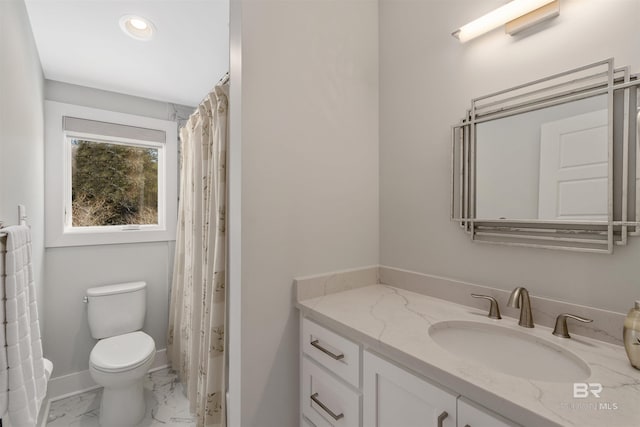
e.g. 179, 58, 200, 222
45, 228, 175, 248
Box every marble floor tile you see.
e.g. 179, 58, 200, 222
47, 368, 196, 426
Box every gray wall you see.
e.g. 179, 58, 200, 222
379, 0, 640, 314
237, 0, 379, 425
0, 0, 45, 322
43, 80, 191, 378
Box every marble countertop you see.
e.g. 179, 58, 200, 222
297, 284, 640, 427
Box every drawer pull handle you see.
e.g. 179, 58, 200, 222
437, 410, 448, 427
310, 339, 345, 360
311, 393, 344, 421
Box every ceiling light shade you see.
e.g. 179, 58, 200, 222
452, 0, 557, 43
119, 15, 155, 41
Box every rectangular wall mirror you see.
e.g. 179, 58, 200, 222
452, 59, 639, 253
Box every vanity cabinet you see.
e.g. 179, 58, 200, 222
363, 351, 457, 427
300, 316, 520, 427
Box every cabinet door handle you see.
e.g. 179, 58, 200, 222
310, 393, 344, 421
437, 410, 448, 427
310, 339, 345, 360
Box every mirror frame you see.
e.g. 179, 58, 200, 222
451, 58, 639, 253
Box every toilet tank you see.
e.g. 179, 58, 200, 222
87, 281, 147, 339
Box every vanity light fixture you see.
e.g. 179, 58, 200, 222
119, 15, 156, 41
452, 0, 559, 43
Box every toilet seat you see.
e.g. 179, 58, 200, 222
90, 331, 155, 373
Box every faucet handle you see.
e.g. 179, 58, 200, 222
552, 313, 593, 338
471, 294, 501, 319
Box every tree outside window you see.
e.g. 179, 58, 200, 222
70, 139, 159, 227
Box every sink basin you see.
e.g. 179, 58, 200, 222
428, 320, 591, 382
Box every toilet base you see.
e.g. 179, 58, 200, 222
99, 380, 145, 427
88, 332, 155, 427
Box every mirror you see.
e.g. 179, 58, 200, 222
452, 59, 640, 253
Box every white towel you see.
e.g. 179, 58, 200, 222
0, 226, 47, 426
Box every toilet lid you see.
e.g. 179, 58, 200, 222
90, 331, 155, 373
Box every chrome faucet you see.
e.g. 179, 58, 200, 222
507, 287, 534, 328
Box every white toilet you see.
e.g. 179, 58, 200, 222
87, 281, 156, 427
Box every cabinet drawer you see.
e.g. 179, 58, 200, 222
302, 317, 360, 387
302, 357, 360, 427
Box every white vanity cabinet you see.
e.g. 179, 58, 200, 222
300, 316, 520, 427
363, 351, 457, 427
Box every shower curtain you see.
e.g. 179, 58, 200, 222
168, 78, 228, 427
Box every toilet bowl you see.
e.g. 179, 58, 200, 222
89, 331, 155, 427
86, 282, 155, 427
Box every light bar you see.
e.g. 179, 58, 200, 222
452, 0, 557, 43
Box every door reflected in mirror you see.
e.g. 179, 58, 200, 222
475, 94, 608, 221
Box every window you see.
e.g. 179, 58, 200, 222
45, 101, 177, 247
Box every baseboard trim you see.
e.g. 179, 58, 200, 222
46, 348, 168, 402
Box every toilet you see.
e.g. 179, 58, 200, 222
87, 281, 156, 427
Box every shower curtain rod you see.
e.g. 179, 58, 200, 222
192, 72, 229, 113
184, 72, 230, 131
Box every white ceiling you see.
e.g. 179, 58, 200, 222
25, 0, 229, 107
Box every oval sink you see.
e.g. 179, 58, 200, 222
428, 320, 591, 383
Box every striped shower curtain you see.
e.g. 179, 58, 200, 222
167, 79, 228, 427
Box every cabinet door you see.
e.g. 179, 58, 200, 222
363, 351, 457, 427
457, 397, 520, 427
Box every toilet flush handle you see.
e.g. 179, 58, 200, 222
82, 296, 89, 303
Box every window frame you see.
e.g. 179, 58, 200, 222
64, 132, 165, 232
45, 101, 177, 247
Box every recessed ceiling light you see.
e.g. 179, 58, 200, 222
129, 18, 148, 31
119, 15, 155, 41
